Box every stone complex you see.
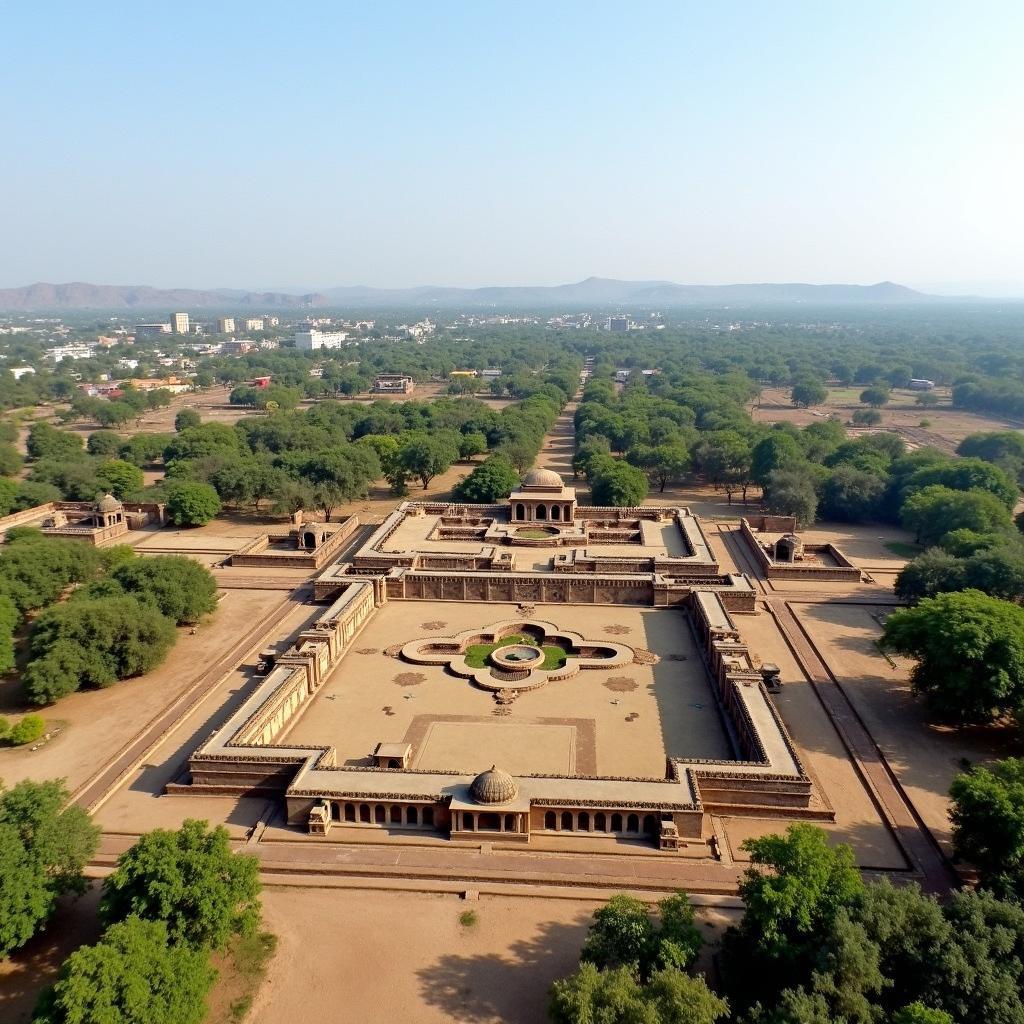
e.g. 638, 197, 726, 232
230, 513, 360, 569
176, 479, 832, 849
0, 496, 165, 545
739, 515, 862, 583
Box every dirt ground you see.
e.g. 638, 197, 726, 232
250, 888, 733, 1024
793, 601, 1023, 856
753, 385, 1024, 449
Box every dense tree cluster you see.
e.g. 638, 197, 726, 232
31, 818, 264, 1024
0, 531, 217, 705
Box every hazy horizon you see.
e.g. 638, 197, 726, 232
4, 2, 1023, 295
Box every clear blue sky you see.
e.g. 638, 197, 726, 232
3, 1, 1023, 294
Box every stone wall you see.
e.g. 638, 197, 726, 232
738, 517, 861, 583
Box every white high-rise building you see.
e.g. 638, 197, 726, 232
294, 327, 348, 351
171, 312, 190, 334
216, 317, 235, 334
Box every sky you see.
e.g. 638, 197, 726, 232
3, 2, 1024, 295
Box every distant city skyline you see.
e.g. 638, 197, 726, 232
4, 2, 1023, 295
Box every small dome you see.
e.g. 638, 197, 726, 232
520, 467, 564, 489
97, 493, 123, 511
470, 765, 518, 804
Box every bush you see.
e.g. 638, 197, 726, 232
9, 714, 45, 745
165, 481, 222, 527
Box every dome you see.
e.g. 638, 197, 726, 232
520, 467, 564, 490
97, 493, 123, 511
470, 765, 518, 804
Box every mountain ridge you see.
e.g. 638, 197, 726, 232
0, 277, 931, 311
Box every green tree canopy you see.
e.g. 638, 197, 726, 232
110, 555, 218, 624
791, 380, 828, 408
101, 819, 261, 949
0, 779, 99, 957
950, 758, 1024, 901
452, 455, 521, 503
591, 460, 649, 507
881, 589, 1024, 723
165, 481, 222, 526
32, 917, 215, 1024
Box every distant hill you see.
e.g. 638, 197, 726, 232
0, 277, 929, 311
0, 282, 327, 311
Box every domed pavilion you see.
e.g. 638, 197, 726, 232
449, 764, 530, 841
508, 467, 576, 524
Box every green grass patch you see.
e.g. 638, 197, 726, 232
463, 634, 570, 670
885, 541, 921, 559
458, 910, 479, 927
515, 528, 556, 539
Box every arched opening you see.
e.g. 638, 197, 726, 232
545, 811, 556, 830
344, 803, 356, 822
388, 758, 401, 769
504, 814, 516, 832
551, 504, 561, 521
478, 812, 501, 831
359, 804, 370, 823
595, 812, 607, 832
407, 806, 419, 825
536, 504, 547, 521
330, 802, 341, 821
389, 806, 402, 824
303, 531, 317, 549
515, 503, 525, 521
374, 805, 386, 824
643, 814, 658, 835
561, 811, 573, 831
422, 806, 434, 826
627, 814, 640, 833
611, 813, 623, 832
578, 811, 590, 831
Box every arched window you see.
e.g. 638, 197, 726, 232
407, 806, 419, 825
578, 811, 590, 831
551, 504, 561, 520
643, 814, 658, 835
344, 803, 356, 822
390, 806, 402, 824
561, 811, 573, 831
595, 812, 607, 832
330, 802, 341, 821
515, 503, 525, 521
359, 804, 370, 823
611, 813, 623, 832
374, 805, 386, 824
627, 814, 640, 833
545, 811, 556, 830
536, 504, 547, 520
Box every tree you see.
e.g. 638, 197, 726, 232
900, 485, 1012, 545
96, 458, 144, 499
452, 455, 520, 503
894, 549, 966, 603
722, 824, 863, 1004
165, 481, 222, 526
32, 917, 215, 1024
0, 593, 16, 674
174, 408, 202, 432
860, 386, 891, 408
111, 555, 218, 624
763, 468, 818, 527
791, 380, 828, 408
591, 461, 649, 507
23, 595, 177, 704
26, 423, 84, 462
398, 434, 460, 489
101, 819, 260, 949
550, 964, 728, 1024
0, 442, 20, 476
86, 430, 123, 458
458, 430, 488, 461
962, 543, 1024, 601
852, 408, 883, 426
819, 467, 885, 522
580, 894, 656, 972
891, 1005, 953, 1024
0, 779, 99, 956
880, 589, 1024, 723
10, 714, 45, 745
751, 434, 801, 487
949, 758, 1024, 901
